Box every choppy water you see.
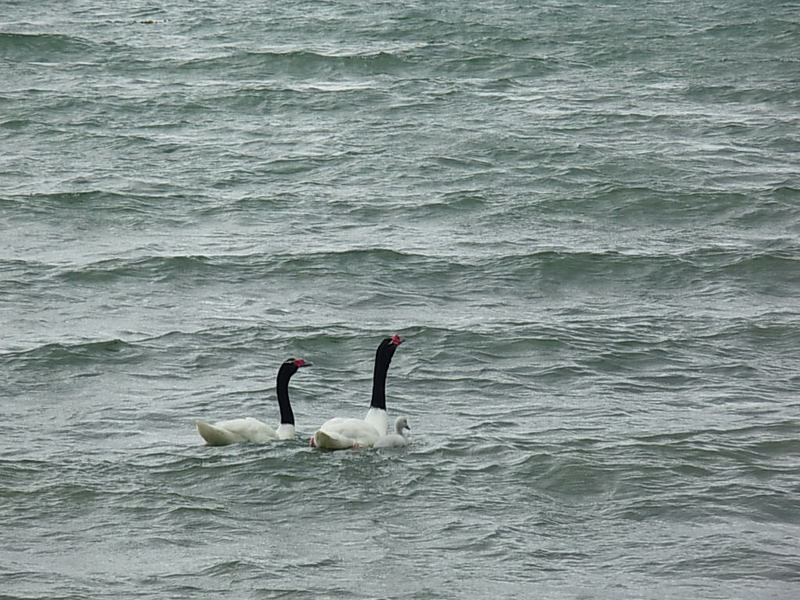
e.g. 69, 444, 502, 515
2, 1, 799, 598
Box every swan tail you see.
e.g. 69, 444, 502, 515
196, 420, 237, 446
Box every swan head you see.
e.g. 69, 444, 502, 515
380, 334, 403, 348
282, 357, 312, 375
395, 416, 410, 434
377, 334, 404, 361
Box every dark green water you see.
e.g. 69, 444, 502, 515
2, 1, 799, 598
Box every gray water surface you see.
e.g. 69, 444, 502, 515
2, 1, 799, 598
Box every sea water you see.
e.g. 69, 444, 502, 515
1, 1, 799, 598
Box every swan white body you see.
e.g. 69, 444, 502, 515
373, 416, 410, 448
312, 407, 387, 449
196, 418, 294, 445
196, 358, 310, 446
311, 335, 402, 450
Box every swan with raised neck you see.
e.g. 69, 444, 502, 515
311, 335, 403, 450
196, 357, 311, 445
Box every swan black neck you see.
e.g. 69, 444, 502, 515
276, 362, 297, 425
370, 338, 399, 410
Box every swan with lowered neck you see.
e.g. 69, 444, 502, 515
311, 335, 403, 450
196, 357, 311, 445
373, 416, 411, 448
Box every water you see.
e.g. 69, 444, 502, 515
2, 1, 799, 598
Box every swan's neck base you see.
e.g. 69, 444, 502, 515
365, 408, 388, 436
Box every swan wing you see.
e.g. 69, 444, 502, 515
197, 417, 277, 444
314, 417, 381, 449
196, 420, 243, 445
312, 429, 357, 450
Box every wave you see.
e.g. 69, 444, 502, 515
1, 338, 142, 370
0, 31, 98, 61
55, 255, 220, 284
45, 248, 440, 287
4, 189, 157, 217
174, 48, 413, 78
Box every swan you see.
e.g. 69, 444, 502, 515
373, 416, 411, 448
196, 357, 311, 445
311, 335, 403, 450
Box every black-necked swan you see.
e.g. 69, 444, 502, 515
373, 416, 411, 448
195, 357, 311, 445
310, 335, 403, 450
